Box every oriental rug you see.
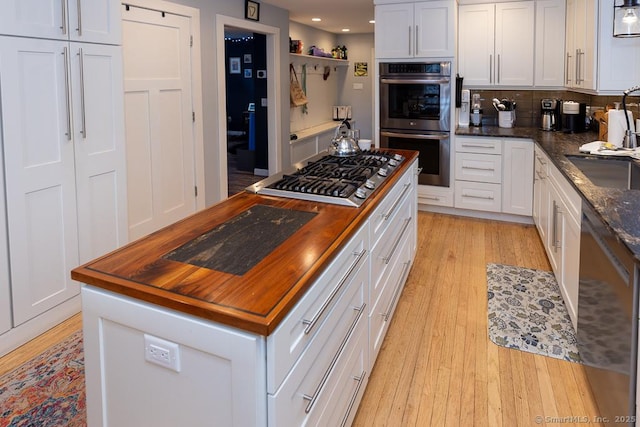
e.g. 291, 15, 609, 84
486, 263, 582, 364
0, 331, 86, 427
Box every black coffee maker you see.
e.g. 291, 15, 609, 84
562, 101, 587, 133
541, 99, 561, 131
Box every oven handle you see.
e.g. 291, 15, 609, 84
380, 78, 450, 85
381, 131, 449, 140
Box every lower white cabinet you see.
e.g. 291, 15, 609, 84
81, 158, 419, 426
533, 145, 581, 328
0, 168, 10, 335
454, 136, 533, 217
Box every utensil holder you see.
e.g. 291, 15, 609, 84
498, 111, 515, 128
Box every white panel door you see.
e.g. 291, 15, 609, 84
415, 1, 454, 58
70, 42, 128, 263
122, 6, 196, 241
494, 1, 534, 86
0, 37, 80, 325
458, 4, 495, 86
68, 0, 122, 44
0, 142, 11, 334
374, 3, 413, 59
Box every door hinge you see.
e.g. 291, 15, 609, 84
194, 186, 198, 197
190, 35, 193, 47
192, 111, 195, 122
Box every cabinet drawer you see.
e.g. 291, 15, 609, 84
371, 192, 413, 311
370, 164, 414, 248
455, 152, 502, 183
454, 181, 502, 212
267, 283, 368, 426
455, 137, 502, 155
370, 230, 412, 364
266, 223, 368, 393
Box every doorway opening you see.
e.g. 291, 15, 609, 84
215, 15, 281, 200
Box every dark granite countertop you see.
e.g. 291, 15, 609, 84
456, 125, 640, 262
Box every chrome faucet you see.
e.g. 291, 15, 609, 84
622, 85, 640, 148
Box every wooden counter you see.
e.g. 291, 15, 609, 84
71, 150, 418, 336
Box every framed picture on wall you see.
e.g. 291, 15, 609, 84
244, 54, 252, 64
229, 57, 241, 74
244, 69, 252, 78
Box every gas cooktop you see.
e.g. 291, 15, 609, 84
246, 150, 405, 207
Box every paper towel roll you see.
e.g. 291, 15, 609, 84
607, 109, 635, 147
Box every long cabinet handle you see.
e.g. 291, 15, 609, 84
78, 48, 87, 138
382, 217, 411, 265
497, 54, 501, 84
552, 200, 562, 250
460, 143, 495, 149
382, 183, 411, 220
565, 52, 572, 84
489, 54, 493, 84
303, 303, 366, 414
408, 26, 412, 56
340, 370, 367, 427
575, 49, 580, 84
302, 249, 366, 335
61, 0, 67, 35
462, 193, 494, 200
415, 25, 419, 56
461, 165, 495, 172
383, 261, 411, 321
62, 47, 72, 141
76, 0, 82, 36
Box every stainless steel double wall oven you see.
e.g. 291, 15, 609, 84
379, 62, 451, 186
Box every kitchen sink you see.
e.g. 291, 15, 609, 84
566, 155, 640, 190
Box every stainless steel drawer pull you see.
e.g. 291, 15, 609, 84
382, 217, 411, 264
302, 248, 366, 335
383, 261, 411, 321
76, 0, 83, 36
460, 143, 493, 149
340, 370, 367, 427
61, 0, 67, 34
462, 193, 494, 200
62, 47, 72, 141
303, 303, 366, 414
78, 48, 87, 138
382, 183, 411, 220
424, 196, 440, 201
462, 165, 495, 171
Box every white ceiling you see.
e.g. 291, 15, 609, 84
261, 0, 375, 34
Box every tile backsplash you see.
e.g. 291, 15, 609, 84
466, 89, 640, 129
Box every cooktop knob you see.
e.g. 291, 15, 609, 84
377, 167, 388, 177
393, 153, 403, 161
388, 159, 398, 167
365, 179, 375, 190
355, 188, 367, 199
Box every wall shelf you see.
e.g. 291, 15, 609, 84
290, 53, 349, 67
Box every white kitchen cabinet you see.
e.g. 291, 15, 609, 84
0, 37, 127, 326
0, 159, 10, 335
458, 2, 534, 86
534, 145, 581, 329
502, 140, 534, 216
533, 144, 549, 244
454, 136, 533, 217
374, 0, 455, 59
0, 0, 121, 45
535, 0, 566, 87
565, 0, 597, 90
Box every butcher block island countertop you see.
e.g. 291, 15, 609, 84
71, 149, 418, 336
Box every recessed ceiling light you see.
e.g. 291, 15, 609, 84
312, 17, 321, 22
369, 20, 375, 24
341, 28, 350, 32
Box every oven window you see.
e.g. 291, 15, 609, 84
388, 136, 440, 177
387, 83, 441, 121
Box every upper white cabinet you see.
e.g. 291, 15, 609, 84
565, 0, 597, 90
0, 37, 127, 326
375, 0, 455, 59
0, 0, 121, 45
458, 2, 534, 86
535, 0, 566, 87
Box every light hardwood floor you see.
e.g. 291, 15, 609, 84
0, 212, 603, 426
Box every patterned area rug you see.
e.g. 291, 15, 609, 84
487, 263, 582, 364
0, 331, 86, 427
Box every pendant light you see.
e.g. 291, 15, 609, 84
614, 0, 640, 37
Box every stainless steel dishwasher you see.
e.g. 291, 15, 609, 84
577, 201, 638, 424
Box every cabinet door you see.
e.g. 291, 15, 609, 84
70, 43, 128, 263
494, 1, 534, 86
502, 140, 533, 216
565, 0, 577, 88
597, 0, 640, 92
533, 147, 549, 243
0, 37, 80, 326
572, 0, 597, 90
374, 3, 413, 59
535, 0, 566, 87
0, 146, 11, 334
458, 4, 495, 86
559, 205, 580, 329
546, 183, 562, 275
0, 0, 66, 39
0, 0, 121, 44
415, 1, 454, 58
68, 0, 122, 44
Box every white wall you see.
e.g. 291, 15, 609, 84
158, 0, 290, 205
